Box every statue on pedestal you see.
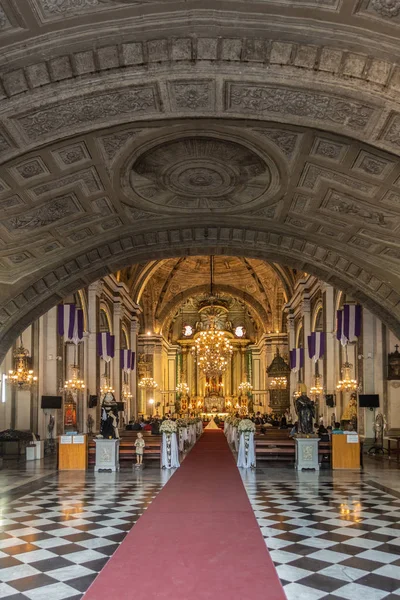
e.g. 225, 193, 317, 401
295, 392, 315, 435
99, 392, 119, 439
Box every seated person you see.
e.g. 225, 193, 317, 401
131, 419, 143, 431
332, 421, 343, 434
318, 425, 330, 442
151, 419, 160, 435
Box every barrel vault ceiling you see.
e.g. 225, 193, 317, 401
0, 0, 400, 358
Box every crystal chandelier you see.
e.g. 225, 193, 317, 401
269, 376, 287, 389
192, 327, 233, 377
138, 377, 158, 389
100, 381, 115, 394
6, 337, 38, 388
337, 347, 358, 392
122, 383, 132, 401
238, 380, 253, 395
310, 375, 323, 398
176, 382, 190, 395
64, 364, 85, 391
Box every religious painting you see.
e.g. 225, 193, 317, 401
388, 345, 400, 380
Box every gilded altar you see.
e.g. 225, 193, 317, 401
204, 395, 225, 413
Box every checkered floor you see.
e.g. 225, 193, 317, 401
0, 474, 166, 599
244, 477, 400, 600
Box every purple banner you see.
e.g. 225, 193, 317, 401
120, 349, 135, 372
57, 304, 83, 344
290, 348, 304, 372
337, 304, 361, 345
98, 332, 115, 362
308, 332, 325, 361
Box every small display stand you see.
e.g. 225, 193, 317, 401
94, 439, 120, 472
295, 437, 320, 471
332, 434, 360, 469
58, 435, 87, 470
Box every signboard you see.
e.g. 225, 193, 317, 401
60, 436, 72, 444
73, 435, 85, 444
346, 435, 359, 443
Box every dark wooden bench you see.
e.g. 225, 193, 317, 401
255, 438, 332, 465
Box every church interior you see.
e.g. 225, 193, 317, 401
1, 0, 400, 599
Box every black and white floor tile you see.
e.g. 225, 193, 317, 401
0, 472, 166, 599
244, 477, 400, 600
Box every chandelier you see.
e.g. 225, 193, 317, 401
238, 380, 253, 395
193, 327, 233, 377
122, 383, 132, 401
310, 375, 323, 398
64, 364, 85, 391
139, 377, 158, 389
176, 382, 190, 395
337, 347, 359, 392
269, 376, 287, 389
6, 337, 38, 388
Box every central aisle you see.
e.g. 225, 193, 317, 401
84, 430, 286, 600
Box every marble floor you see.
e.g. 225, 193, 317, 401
243, 458, 400, 600
0, 459, 171, 599
0, 456, 399, 598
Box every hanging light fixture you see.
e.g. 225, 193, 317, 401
121, 383, 132, 401
63, 346, 85, 391
269, 376, 287, 390
238, 380, 253, 395
6, 336, 38, 388
310, 375, 323, 398
192, 256, 233, 377
176, 382, 190, 395
337, 347, 359, 392
138, 377, 158, 389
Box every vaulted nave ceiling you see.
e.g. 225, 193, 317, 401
116, 256, 295, 336
1, 0, 400, 359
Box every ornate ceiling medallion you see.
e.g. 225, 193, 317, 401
371, 0, 400, 17
129, 135, 280, 212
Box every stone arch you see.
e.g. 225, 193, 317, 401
157, 284, 271, 337
1, 223, 399, 363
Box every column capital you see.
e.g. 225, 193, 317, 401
131, 318, 140, 334
302, 299, 311, 313
113, 301, 123, 318
88, 280, 103, 297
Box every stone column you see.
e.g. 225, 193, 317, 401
322, 284, 336, 426
88, 281, 102, 429
362, 309, 377, 440
130, 317, 139, 418
113, 301, 122, 401
302, 298, 312, 392
287, 313, 296, 419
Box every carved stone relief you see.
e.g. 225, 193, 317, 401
168, 81, 214, 111
311, 138, 348, 162
14, 87, 159, 141
226, 83, 376, 132
53, 143, 91, 167
370, 0, 400, 18
130, 136, 277, 210
321, 190, 397, 230
251, 128, 300, 159
31, 167, 103, 198
300, 164, 377, 197
2, 194, 81, 232
98, 129, 141, 162
32, 0, 118, 22
12, 158, 49, 181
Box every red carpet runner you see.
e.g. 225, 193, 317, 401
84, 431, 286, 600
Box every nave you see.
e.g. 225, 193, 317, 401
0, 443, 399, 600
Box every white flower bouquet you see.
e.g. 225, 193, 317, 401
232, 417, 241, 428
177, 418, 188, 428
238, 419, 256, 433
160, 420, 178, 434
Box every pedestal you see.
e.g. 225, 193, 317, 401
26, 446, 36, 461
295, 437, 320, 471
35, 441, 44, 460
94, 439, 120, 472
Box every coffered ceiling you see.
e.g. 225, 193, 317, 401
0, 0, 400, 359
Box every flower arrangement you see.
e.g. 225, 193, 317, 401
177, 418, 188, 428
160, 420, 177, 434
238, 419, 256, 433
231, 417, 241, 428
